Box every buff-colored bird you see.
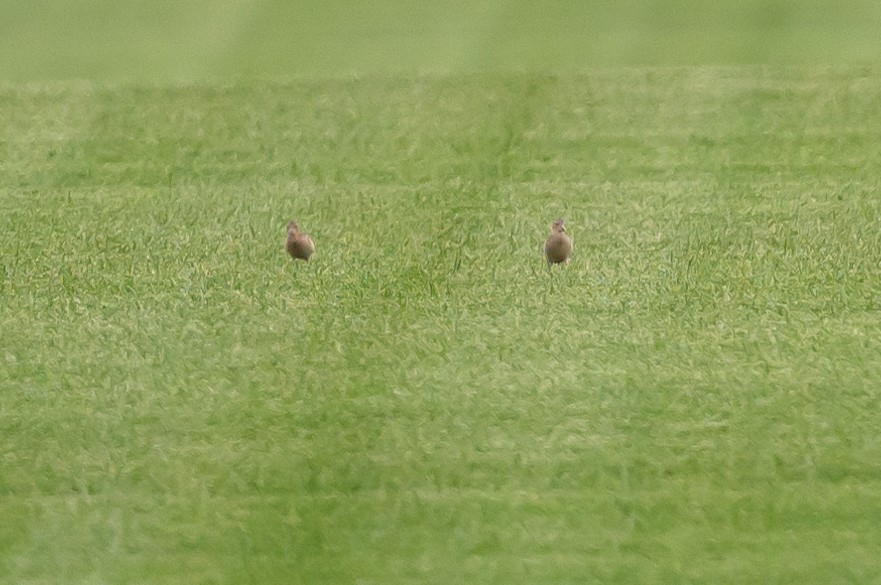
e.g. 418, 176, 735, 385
285, 221, 315, 261
544, 218, 572, 266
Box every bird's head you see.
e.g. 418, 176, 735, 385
551, 218, 566, 233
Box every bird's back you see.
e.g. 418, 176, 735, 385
545, 233, 572, 264
286, 229, 315, 261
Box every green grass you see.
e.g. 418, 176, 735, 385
3, 68, 881, 584
3, 0, 881, 81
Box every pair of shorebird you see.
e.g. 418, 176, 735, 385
286, 218, 573, 266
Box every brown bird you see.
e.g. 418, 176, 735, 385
544, 218, 572, 266
285, 221, 315, 261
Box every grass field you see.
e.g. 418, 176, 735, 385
3, 0, 881, 81
3, 67, 881, 583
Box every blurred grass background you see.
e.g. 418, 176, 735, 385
2, 0, 881, 81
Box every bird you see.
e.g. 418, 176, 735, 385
544, 218, 572, 267
285, 221, 315, 261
